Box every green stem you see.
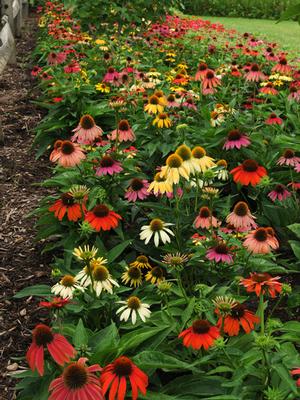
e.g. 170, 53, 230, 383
259, 293, 265, 335
176, 270, 188, 303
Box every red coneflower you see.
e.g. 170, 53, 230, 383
277, 149, 300, 167
50, 140, 86, 167
291, 368, 300, 387
72, 114, 103, 144
240, 272, 282, 298
194, 206, 220, 230
243, 227, 279, 254
268, 184, 291, 202
101, 356, 148, 400
226, 201, 257, 231
179, 319, 220, 350
64, 61, 80, 74
230, 159, 267, 186
85, 204, 121, 231
223, 129, 251, 150
272, 57, 292, 75
49, 357, 104, 400
259, 82, 278, 95
216, 303, 259, 336
265, 113, 283, 125
244, 64, 266, 82
31, 65, 42, 76
95, 155, 123, 176
39, 297, 70, 309
110, 119, 136, 142
26, 324, 76, 376
49, 193, 86, 222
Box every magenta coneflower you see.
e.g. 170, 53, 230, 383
277, 149, 300, 167
272, 57, 292, 75
72, 115, 103, 144
265, 113, 283, 125
95, 155, 123, 176
223, 129, 251, 150
226, 201, 257, 231
125, 178, 150, 202
268, 184, 291, 202
103, 67, 120, 83
245, 64, 266, 82
110, 119, 136, 142
206, 242, 233, 264
194, 206, 220, 229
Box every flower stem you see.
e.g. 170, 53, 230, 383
259, 293, 265, 335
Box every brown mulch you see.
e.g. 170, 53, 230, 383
0, 15, 53, 400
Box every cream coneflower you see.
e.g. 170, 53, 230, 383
144, 95, 164, 114
148, 172, 173, 195
145, 266, 165, 285
71, 115, 103, 144
162, 252, 189, 268
121, 266, 143, 287
191, 146, 215, 172
140, 218, 175, 247
73, 245, 98, 262
152, 113, 172, 129
116, 296, 151, 324
194, 206, 220, 229
92, 264, 119, 296
130, 255, 152, 270
216, 159, 229, 181
175, 144, 198, 174
226, 201, 257, 231
243, 227, 279, 254
51, 275, 84, 299
50, 140, 86, 168
160, 153, 189, 185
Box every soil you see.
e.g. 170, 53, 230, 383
0, 14, 52, 400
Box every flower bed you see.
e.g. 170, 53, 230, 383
14, 2, 300, 399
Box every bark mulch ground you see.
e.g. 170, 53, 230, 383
0, 14, 52, 400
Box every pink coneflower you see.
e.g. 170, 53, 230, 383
226, 201, 257, 230
182, 97, 197, 110
288, 86, 300, 102
223, 129, 251, 150
95, 155, 123, 176
166, 93, 180, 108
31, 66, 42, 76
110, 119, 136, 142
64, 61, 80, 73
202, 70, 221, 94
277, 149, 300, 166
50, 140, 86, 167
206, 242, 233, 264
272, 57, 292, 75
295, 163, 300, 173
47, 51, 66, 65
265, 52, 278, 62
265, 113, 283, 125
248, 37, 261, 47
103, 67, 120, 83
268, 184, 291, 202
245, 64, 266, 82
259, 82, 278, 95
26, 324, 76, 376
53, 97, 64, 103
266, 227, 280, 249
195, 62, 208, 81
71, 114, 103, 144
125, 178, 150, 202
49, 358, 104, 400
243, 227, 279, 254
194, 206, 220, 229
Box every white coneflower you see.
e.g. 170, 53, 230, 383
51, 275, 84, 299
116, 296, 151, 324
75, 257, 108, 287
140, 218, 174, 247
92, 265, 119, 296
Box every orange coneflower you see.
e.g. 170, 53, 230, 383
240, 272, 282, 298
243, 227, 279, 254
216, 303, 259, 336
179, 319, 220, 350
85, 204, 121, 231
230, 159, 267, 186
50, 140, 86, 168
49, 193, 86, 222
101, 356, 148, 400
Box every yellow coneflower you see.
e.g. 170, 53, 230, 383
160, 153, 189, 185
121, 266, 143, 287
191, 146, 215, 172
95, 82, 110, 93
175, 144, 198, 174
154, 90, 168, 106
152, 113, 172, 129
148, 172, 173, 195
130, 255, 152, 270
145, 266, 165, 285
144, 95, 164, 114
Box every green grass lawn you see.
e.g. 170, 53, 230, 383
187, 15, 300, 53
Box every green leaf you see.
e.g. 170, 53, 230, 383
289, 240, 300, 260
14, 285, 51, 299
118, 326, 167, 354
73, 319, 88, 347
288, 223, 300, 239
272, 364, 298, 394
181, 297, 195, 328
132, 351, 197, 372
89, 323, 120, 364
107, 240, 132, 263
